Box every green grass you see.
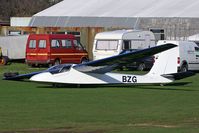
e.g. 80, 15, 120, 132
0, 63, 199, 132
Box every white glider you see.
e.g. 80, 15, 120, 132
28, 43, 193, 85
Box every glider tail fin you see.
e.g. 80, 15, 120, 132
148, 44, 195, 80
148, 45, 178, 76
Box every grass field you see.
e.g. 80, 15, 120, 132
0, 63, 199, 133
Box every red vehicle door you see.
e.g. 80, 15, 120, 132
72, 39, 88, 63
26, 38, 37, 64
37, 38, 49, 63
60, 38, 76, 63
50, 37, 76, 64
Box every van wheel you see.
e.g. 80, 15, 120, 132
137, 63, 145, 71
54, 59, 60, 65
81, 58, 88, 64
181, 64, 188, 72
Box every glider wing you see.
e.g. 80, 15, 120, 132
73, 43, 176, 73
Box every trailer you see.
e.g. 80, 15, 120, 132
0, 35, 28, 65
92, 29, 156, 70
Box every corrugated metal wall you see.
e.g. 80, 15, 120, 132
139, 18, 199, 40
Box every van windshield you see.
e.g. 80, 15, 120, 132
96, 40, 118, 50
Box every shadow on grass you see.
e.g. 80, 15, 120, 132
164, 82, 192, 86
36, 82, 197, 92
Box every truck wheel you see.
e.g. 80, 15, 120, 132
0, 56, 8, 65
181, 64, 188, 72
137, 63, 145, 71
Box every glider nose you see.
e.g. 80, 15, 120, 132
30, 72, 53, 82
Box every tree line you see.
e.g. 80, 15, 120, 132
0, 0, 62, 21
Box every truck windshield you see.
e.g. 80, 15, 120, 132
96, 40, 118, 50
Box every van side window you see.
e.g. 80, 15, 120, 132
62, 40, 72, 48
51, 40, 60, 48
29, 40, 36, 49
73, 40, 83, 50
38, 40, 46, 48
195, 47, 199, 57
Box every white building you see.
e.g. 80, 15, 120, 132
10, 0, 199, 57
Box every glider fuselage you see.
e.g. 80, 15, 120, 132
30, 67, 173, 84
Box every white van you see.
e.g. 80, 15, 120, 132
93, 30, 156, 60
157, 40, 199, 72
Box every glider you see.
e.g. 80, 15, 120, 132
29, 43, 189, 84
3, 43, 194, 85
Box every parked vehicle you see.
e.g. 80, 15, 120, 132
0, 47, 3, 65
0, 35, 28, 65
157, 40, 199, 72
26, 34, 88, 66
92, 29, 156, 70
119, 49, 154, 71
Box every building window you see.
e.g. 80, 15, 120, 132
150, 29, 165, 41
67, 32, 81, 42
8, 31, 21, 36
51, 31, 81, 42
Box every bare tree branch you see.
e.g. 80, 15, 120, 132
0, 0, 62, 21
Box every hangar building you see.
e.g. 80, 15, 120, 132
8, 0, 199, 58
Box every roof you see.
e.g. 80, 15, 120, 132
0, 21, 10, 26
28, 34, 75, 38
188, 34, 199, 41
95, 30, 133, 39
29, 0, 199, 27
95, 30, 141, 39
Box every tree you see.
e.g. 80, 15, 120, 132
0, 0, 62, 21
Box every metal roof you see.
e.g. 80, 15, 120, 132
29, 0, 199, 27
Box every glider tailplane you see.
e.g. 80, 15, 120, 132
162, 71, 195, 80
